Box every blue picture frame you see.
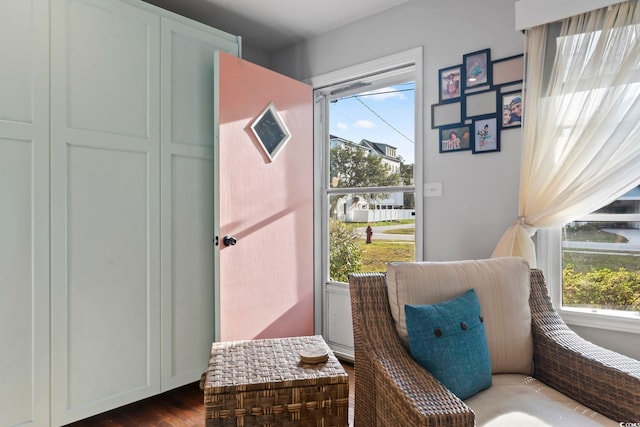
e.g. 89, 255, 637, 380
499, 90, 523, 129
492, 54, 524, 86
463, 88, 497, 120
439, 123, 472, 153
463, 49, 491, 91
438, 65, 462, 103
472, 115, 500, 154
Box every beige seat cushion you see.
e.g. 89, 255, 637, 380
387, 257, 533, 374
465, 374, 618, 426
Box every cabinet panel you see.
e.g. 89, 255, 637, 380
162, 17, 239, 148
51, 142, 161, 424
0, 0, 33, 124
0, 139, 37, 426
169, 32, 216, 146
66, 0, 154, 138
166, 155, 215, 382
65, 146, 153, 407
0, 0, 50, 426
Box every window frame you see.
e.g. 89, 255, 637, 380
308, 48, 424, 337
537, 223, 640, 335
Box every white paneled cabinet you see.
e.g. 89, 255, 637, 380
1, 0, 240, 425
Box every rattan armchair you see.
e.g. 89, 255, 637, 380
348, 269, 640, 426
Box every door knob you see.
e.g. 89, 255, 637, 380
223, 236, 237, 246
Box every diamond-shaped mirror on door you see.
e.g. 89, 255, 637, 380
250, 102, 291, 162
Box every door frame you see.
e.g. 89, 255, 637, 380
308, 47, 424, 341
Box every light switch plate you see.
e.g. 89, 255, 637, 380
424, 182, 443, 197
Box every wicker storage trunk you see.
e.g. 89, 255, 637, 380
203, 335, 349, 427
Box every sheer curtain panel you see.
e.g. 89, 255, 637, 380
493, 1, 640, 267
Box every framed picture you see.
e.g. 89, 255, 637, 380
464, 89, 497, 119
463, 49, 491, 90
500, 90, 523, 129
438, 65, 462, 103
439, 123, 472, 153
431, 102, 461, 129
492, 54, 524, 86
473, 116, 500, 154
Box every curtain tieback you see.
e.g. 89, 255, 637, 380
514, 215, 537, 236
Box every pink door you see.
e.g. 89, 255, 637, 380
215, 52, 313, 341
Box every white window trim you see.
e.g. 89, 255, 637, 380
537, 227, 640, 335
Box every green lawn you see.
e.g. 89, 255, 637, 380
564, 228, 628, 243
351, 220, 415, 271
563, 250, 640, 274
359, 239, 414, 272
563, 228, 637, 273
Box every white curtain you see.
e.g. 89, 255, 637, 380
493, 1, 640, 267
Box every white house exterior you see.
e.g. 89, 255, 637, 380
330, 135, 412, 222
569, 186, 640, 229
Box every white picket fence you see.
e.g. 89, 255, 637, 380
348, 209, 414, 223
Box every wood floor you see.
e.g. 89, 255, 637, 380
65, 362, 355, 427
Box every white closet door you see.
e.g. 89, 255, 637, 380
159, 17, 239, 390
0, 1, 50, 426
50, 0, 161, 424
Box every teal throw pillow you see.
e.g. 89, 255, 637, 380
405, 289, 492, 400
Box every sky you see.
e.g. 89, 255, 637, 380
329, 82, 416, 164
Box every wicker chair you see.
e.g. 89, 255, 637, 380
348, 268, 640, 426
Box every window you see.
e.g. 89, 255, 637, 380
535, 17, 640, 330
539, 204, 640, 331
312, 50, 423, 287
324, 79, 417, 282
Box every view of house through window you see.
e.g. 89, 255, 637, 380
327, 82, 416, 282
562, 186, 640, 314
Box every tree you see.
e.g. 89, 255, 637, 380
329, 144, 400, 217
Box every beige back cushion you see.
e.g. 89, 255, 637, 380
387, 257, 533, 375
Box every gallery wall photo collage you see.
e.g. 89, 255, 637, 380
432, 49, 524, 155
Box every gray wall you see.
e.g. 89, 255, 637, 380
268, 0, 640, 360
241, 42, 270, 67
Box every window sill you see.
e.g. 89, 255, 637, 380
559, 307, 640, 335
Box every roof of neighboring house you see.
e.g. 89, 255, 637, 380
360, 139, 400, 162
329, 134, 350, 144
330, 135, 373, 153
330, 135, 402, 163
